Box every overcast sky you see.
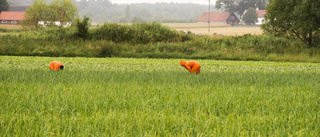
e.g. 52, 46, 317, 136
110, 0, 216, 5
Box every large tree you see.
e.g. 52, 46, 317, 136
0, 0, 9, 13
242, 7, 258, 25
21, 0, 78, 29
215, 0, 267, 17
261, 0, 320, 47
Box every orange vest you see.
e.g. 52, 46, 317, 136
49, 61, 64, 71
180, 60, 201, 74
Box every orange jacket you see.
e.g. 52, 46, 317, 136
180, 60, 201, 74
49, 61, 64, 71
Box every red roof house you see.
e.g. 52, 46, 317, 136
196, 12, 240, 26
256, 10, 267, 25
0, 11, 25, 25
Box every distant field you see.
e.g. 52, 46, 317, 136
163, 23, 263, 36
0, 24, 22, 29
1, 56, 320, 136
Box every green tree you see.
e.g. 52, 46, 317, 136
76, 16, 89, 39
22, 0, 78, 29
118, 16, 127, 23
49, 0, 78, 27
131, 16, 144, 23
21, 0, 48, 29
0, 0, 9, 13
124, 6, 131, 21
137, 9, 151, 19
261, 0, 320, 47
215, 0, 267, 17
242, 7, 258, 25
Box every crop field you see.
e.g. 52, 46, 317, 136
163, 23, 263, 36
1, 56, 319, 136
0, 24, 22, 30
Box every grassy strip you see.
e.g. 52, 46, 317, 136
0, 23, 319, 62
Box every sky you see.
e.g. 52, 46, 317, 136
110, 0, 216, 5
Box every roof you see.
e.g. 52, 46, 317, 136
197, 12, 231, 22
0, 11, 25, 20
256, 10, 267, 18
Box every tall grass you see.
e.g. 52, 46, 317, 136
0, 56, 319, 136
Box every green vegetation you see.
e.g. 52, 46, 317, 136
0, 0, 9, 13
261, 0, 320, 47
1, 56, 319, 136
21, 0, 78, 29
242, 7, 258, 25
0, 22, 319, 62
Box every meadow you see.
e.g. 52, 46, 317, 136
1, 56, 319, 136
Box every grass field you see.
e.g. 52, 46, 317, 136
1, 56, 319, 136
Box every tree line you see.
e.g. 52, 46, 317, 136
2, 0, 320, 47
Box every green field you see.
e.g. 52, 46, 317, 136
1, 56, 319, 136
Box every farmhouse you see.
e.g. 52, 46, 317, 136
242, 9, 267, 25
256, 10, 267, 25
196, 12, 240, 26
0, 11, 25, 25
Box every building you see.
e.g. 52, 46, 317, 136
196, 12, 240, 26
0, 11, 25, 25
256, 10, 267, 25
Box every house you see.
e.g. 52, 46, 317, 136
0, 11, 25, 25
242, 9, 267, 25
256, 10, 267, 25
196, 12, 240, 26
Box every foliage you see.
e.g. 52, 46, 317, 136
215, 0, 267, 16
76, 16, 89, 39
261, 0, 320, 47
131, 16, 144, 23
90, 22, 188, 44
0, 0, 9, 13
0, 25, 319, 62
124, 5, 131, 21
21, 0, 78, 29
1, 56, 320, 136
48, 0, 78, 26
242, 7, 258, 25
21, 0, 48, 29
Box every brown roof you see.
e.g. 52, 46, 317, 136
256, 10, 267, 18
0, 11, 25, 20
197, 12, 231, 22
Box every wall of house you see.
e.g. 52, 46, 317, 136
256, 18, 264, 25
0, 20, 21, 25
38, 21, 71, 27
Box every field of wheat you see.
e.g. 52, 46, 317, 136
163, 23, 263, 36
1, 56, 319, 136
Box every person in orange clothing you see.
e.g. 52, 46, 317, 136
49, 61, 64, 71
180, 60, 201, 74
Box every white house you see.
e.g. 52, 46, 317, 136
38, 21, 71, 27
256, 10, 267, 25
242, 9, 267, 25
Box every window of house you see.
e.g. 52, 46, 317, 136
230, 16, 234, 20
2, 20, 8, 24
11, 20, 17, 24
